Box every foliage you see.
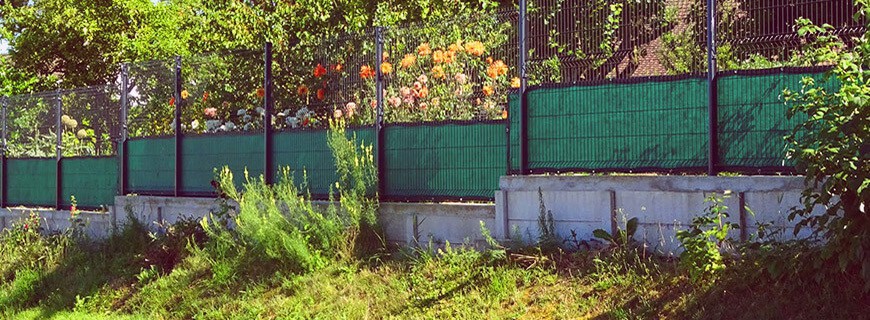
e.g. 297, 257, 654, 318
593, 216, 639, 249
782, 6, 870, 290
535, 187, 558, 250
676, 195, 740, 281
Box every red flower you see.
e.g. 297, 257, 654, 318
169, 97, 176, 106
359, 65, 375, 79
316, 88, 326, 100
314, 64, 328, 78
202, 91, 209, 102
256, 87, 266, 98
302, 118, 310, 126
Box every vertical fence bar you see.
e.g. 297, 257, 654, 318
264, 42, 274, 185
518, 0, 529, 175
174, 56, 183, 197
120, 63, 129, 195
55, 90, 63, 209
375, 27, 386, 197
706, 0, 718, 176
0, 97, 6, 208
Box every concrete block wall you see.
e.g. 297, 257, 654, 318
496, 175, 817, 253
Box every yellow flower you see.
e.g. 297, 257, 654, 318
464, 41, 485, 56
417, 43, 432, 56
433, 50, 445, 64
511, 77, 521, 88
381, 62, 393, 74
181, 90, 190, 100
431, 65, 445, 79
482, 85, 494, 96
400, 54, 416, 69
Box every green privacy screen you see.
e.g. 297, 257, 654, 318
6, 158, 56, 207
273, 128, 374, 197
384, 122, 506, 199
512, 77, 709, 171
127, 137, 174, 194
717, 70, 837, 168
61, 157, 118, 208
181, 133, 264, 195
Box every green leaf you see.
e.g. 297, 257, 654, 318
626, 217, 638, 239
592, 229, 612, 242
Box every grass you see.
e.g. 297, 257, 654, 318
1, 221, 868, 320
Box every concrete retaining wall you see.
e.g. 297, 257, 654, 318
0, 196, 494, 247
496, 175, 817, 253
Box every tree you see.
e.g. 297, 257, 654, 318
784, 3, 870, 289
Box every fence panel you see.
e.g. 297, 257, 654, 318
60, 157, 118, 208
6, 158, 56, 207
513, 76, 709, 172
717, 68, 838, 169
126, 137, 174, 195
384, 121, 506, 200
180, 133, 264, 195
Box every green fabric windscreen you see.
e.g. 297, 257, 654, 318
6, 158, 56, 207
127, 137, 174, 194
61, 157, 118, 208
181, 133, 264, 195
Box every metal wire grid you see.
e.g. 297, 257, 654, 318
181, 50, 264, 134
525, 0, 704, 83
718, 0, 866, 70
5, 91, 60, 158
382, 9, 518, 123
60, 85, 122, 156
272, 29, 377, 131
125, 59, 176, 138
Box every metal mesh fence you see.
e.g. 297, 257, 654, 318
126, 59, 176, 138
182, 50, 264, 134
61, 85, 122, 156
383, 10, 517, 123
273, 30, 377, 130
5, 92, 59, 158
526, 0, 705, 84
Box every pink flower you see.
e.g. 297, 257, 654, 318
417, 74, 428, 84
204, 107, 217, 118
334, 109, 343, 118
454, 73, 467, 84
346, 102, 357, 111
388, 96, 402, 107
413, 81, 423, 91
400, 87, 413, 98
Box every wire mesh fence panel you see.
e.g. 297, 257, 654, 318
383, 10, 517, 123
273, 30, 377, 130
180, 133, 264, 195
126, 137, 174, 195
514, 77, 709, 172
60, 85, 122, 157
60, 157, 118, 208
526, 0, 705, 85
718, 0, 865, 71
383, 122, 506, 200
126, 59, 176, 138
6, 92, 59, 158
717, 68, 839, 169
182, 50, 264, 134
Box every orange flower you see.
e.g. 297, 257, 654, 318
380, 62, 393, 75
316, 88, 326, 100
511, 77, 521, 88
432, 50, 444, 64
482, 85, 494, 96
360, 65, 376, 79
400, 54, 416, 69
431, 65, 445, 79
465, 41, 485, 56
256, 87, 266, 98
487, 60, 509, 78
448, 42, 463, 53
313, 63, 327, 77
202, 91, 209, 102
417, 43, 432, 56
297, 85, 309, 96
502, 109, 508, 119
444, 50, 456, 63
333, 63, 343, 72
416, 86, 429, 98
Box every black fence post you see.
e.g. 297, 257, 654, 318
55, 89, 63, 210
120, 63, 129, 196
1, 97, 6, 208
518, 0, 529, 175
264, 42, 274, 185
706, 0, 719, 176
375, 27, 386, 198
174, 56, 183, 197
